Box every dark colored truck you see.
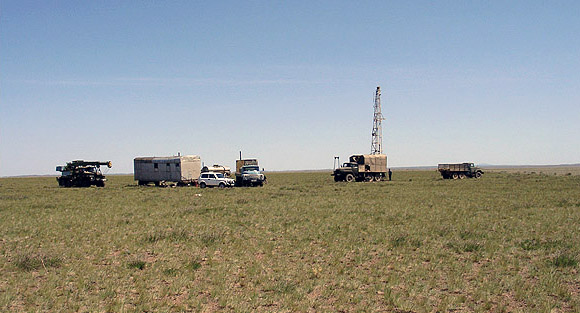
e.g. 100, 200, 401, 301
56, 160, 112, 187
332, 154, 387, 182
438, 163, 483, 179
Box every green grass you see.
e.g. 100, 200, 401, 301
1, 170, 579, 312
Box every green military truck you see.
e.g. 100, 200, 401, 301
332, 154, 387, 182
438, 163, 483, 179
56, 160, 112, 187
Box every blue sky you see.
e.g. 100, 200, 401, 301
1, 1, 579, 176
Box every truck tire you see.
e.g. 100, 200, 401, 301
345, 174, 355, 182
459, 173, 466, 179
200, 182, 207, 188
475, 172, 482, 178
218, 182, 225, 188
333, 175, 341, 182
452, 173, 459, 180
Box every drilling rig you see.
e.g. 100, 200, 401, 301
56, 160, 112, 187
332, 86, 388, 182
371, 86, 385, 155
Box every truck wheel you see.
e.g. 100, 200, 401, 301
333, 175, 340, 182
345, 174, 355, 182
218, 183, 225, 188
452, 173, 459, 180
200, 182, 207, 188
459, 173, 466, 179
475, 172, 482, 178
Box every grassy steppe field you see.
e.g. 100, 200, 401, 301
1, 170, 579, 312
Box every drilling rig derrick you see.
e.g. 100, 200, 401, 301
371, 86, 385, 155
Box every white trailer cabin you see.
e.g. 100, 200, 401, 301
134, 155, 201, 186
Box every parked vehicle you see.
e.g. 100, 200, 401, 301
235, 159, 266, 187
332, 154, 387, 182
134, 155, 201, 186
438, 163, 483, 179
198, 172, 235, 188
56, 160, 112, 187
201, 164, 231, 177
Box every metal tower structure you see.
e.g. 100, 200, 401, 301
371, 86, 385, 155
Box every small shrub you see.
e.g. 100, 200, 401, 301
127, 260, 146, 270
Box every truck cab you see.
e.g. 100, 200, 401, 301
237, 165, 266, 186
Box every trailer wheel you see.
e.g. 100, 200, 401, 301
200, 182, 207, 188
345, 174, 355, 182
452, 173, 459, 180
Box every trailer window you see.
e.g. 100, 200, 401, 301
176, 163, 180, 168
154, 163, 158, 169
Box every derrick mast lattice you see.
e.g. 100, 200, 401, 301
371, 86, 385, 155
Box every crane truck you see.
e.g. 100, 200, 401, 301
56, 160, 112, 187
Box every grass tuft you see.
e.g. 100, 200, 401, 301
551, 254, 578, 267
199, 231, 224, 246
390, 235, 407, 248
14, 254, 61, 271
127, 260, 147, 270
146, 232, 165, 243
185, 260, 202, 271
162, 268, 179, 276
446, 241, 482, 253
